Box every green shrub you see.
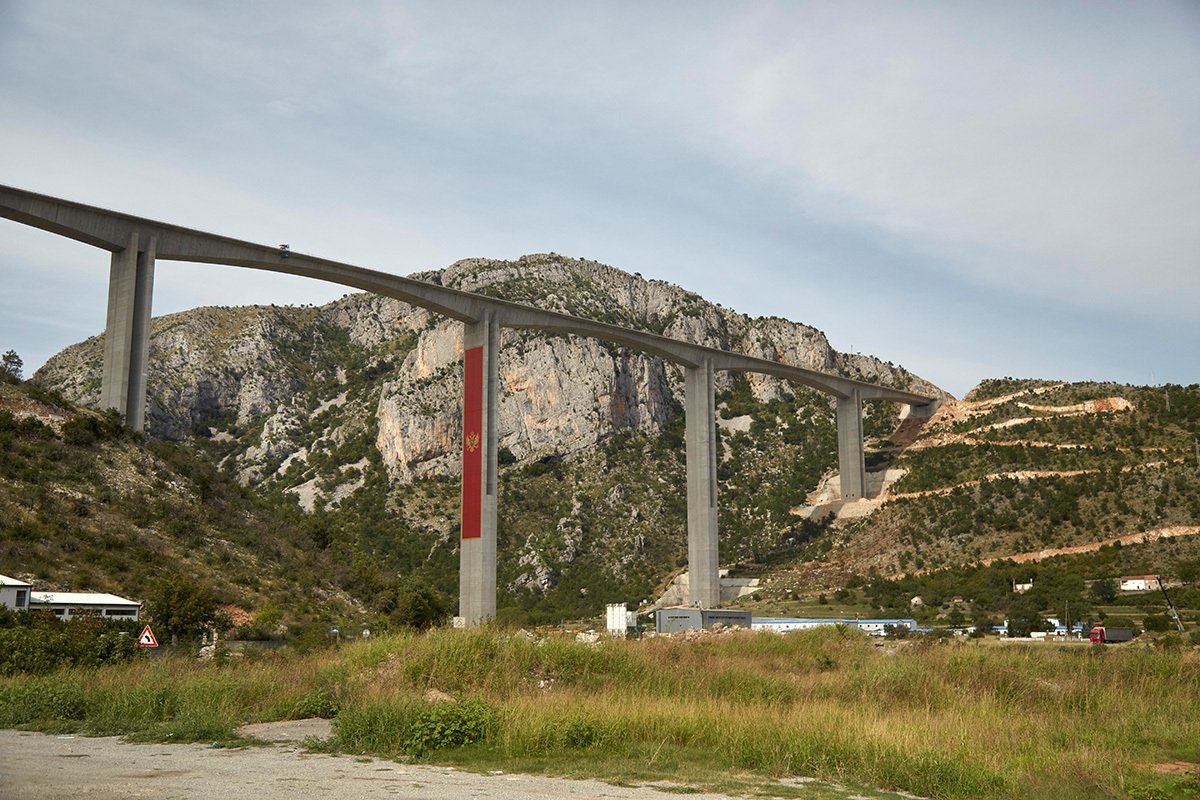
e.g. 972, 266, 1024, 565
405, 699, 495, 755
331, 697, 416, 755
62, 416, 104, 445
292, 688, 340, 719
0, 618, 139, 676
552, 713, 615, 749
333, 696, 496, 757
0, 677, 88, 725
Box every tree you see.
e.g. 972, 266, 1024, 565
1142, 614, 1173, 632
391, 584, 449, 631
1, 350, 22, 383
146, 574, 227, 644
1177, 559, 1200, 587
1091, 578, 1118, 604
1006, 595, 1052, 638
969, 603, 994, 632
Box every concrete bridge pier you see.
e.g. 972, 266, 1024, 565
684, 357, 720, 607
458, 313, 500, 625
836, 387, 866, 500
100, 232, 156, 431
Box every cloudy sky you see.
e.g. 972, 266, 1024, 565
1, 2, 1196, 397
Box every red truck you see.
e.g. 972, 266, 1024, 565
1089, 626, 1133, 644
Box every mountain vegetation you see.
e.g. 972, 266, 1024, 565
26, 255, 928, 625
8, 256, 1198, 633
757, 378, 1200, 634
0, 381, 394, 639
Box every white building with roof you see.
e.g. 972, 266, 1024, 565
0, 574, 32, 612
1119, 575, 1159, 592
28, 591, 141, 621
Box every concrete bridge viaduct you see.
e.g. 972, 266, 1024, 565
0, 185, 935, 623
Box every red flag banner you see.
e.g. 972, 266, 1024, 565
461, 345, 483, 539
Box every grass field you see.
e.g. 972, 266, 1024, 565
1, 627, 1197, 799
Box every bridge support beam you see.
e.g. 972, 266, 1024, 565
100, 232, 155, 431
685, 358, 720, 607
836, 388, 866, 500
458, 313, 500, 625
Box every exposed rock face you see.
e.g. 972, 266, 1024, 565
36, 253, 942, 488
374, 325, 680, 479
37, 306, 324, 441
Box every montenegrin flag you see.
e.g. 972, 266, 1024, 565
461, 345, 483, 539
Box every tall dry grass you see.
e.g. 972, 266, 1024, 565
2, 628, 1197, 799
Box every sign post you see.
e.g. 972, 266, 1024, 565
137, 625, 158, 647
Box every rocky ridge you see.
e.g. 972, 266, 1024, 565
39, 254, 938, 486
36, 254, 943, 615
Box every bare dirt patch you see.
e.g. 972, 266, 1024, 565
237, 717, 332, 742
1149, 761, 1198, 775
0, 728, 919, 800
0, 729, 753, 800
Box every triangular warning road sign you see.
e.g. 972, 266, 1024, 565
137, 625, 158, 647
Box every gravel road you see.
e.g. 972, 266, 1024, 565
0, 728, 748, 800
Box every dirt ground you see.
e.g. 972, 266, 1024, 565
0, 727, 753, 800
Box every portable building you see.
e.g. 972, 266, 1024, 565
654, 608, 751, 634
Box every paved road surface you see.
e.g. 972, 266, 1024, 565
0, 729, 747, 800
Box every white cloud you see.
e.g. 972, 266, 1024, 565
705, 4, 1200, 320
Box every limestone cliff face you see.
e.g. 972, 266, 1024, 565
362, 254, 938, 480
35, 306, 326, 441
36, 253, 940, 490
373, 324, 679, 479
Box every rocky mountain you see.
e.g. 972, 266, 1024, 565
35, 254, 944, 621
21, 256, 1200, 626
39, 255, 939, 468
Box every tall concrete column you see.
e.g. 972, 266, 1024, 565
684, 358, 720, 607
458, 313, 500, 625
100, 232, 156, 431
836, 388, 866, 500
